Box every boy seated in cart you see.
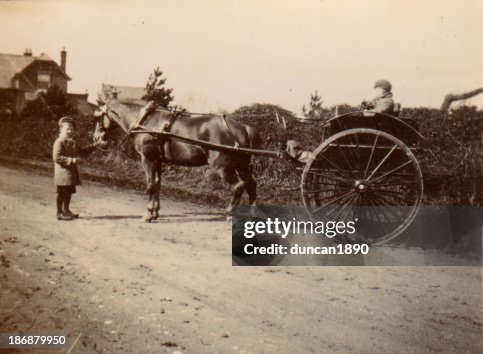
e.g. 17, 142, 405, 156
361, 79, 400, 116
286, 79, 399, 162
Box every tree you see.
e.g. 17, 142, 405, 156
301, 90, 327, 120
21, 85, 76, 120
440, 87, 483, 111
141, 67, 175, 108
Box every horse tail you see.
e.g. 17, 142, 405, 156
244, 124, 261, 149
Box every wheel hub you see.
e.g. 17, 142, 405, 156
354, 180, 368, 193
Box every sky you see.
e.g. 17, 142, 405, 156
0, 0, 482, 114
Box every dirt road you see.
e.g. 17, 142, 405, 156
0, 165, 481, 353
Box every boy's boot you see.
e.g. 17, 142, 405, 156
63, 210, 79, 218
57, 212, 72, 221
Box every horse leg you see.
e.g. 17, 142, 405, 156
141, 155, 157, 222
151, 158, 162, 220
219, 166, 246, 215
236, 158, 257, 206
238, 170, 257, 206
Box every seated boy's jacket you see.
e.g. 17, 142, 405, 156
371, 92, 395, 115
53, 137, 96, 186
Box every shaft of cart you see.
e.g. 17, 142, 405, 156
130, 129, 286, 159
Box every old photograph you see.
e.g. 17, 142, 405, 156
0, 0, 481, 353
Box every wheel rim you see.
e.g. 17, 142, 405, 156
301, 128, 423, 245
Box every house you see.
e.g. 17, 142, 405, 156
0, 48, 94, 117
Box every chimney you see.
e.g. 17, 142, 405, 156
60, 47, 67, 72
23, 49, 32, 57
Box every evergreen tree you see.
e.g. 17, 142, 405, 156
142, 67, 175, 108
301, 90, 325, 120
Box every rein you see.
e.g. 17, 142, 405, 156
151, 105, 274, 119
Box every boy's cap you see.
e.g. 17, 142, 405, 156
374, 79, 392, 92
58, 116, 75, 127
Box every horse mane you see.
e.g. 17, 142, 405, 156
113, 99, 179, 116
109, 99, 142, 114
116, 98, 146, 108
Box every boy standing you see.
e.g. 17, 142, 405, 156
53, 117, 97, 220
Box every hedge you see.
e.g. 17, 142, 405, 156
0, 103, 481, 206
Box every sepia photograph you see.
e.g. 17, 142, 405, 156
0, 0, 481, 353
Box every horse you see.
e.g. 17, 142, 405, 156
93, 99, 259, 222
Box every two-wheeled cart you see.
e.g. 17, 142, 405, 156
132, 110, 423, 245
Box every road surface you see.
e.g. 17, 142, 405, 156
0, 165, 481, 353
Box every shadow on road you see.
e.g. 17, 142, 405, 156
82, 212, 227, 223
82, 215, 142, 220
152, 216, 227, 223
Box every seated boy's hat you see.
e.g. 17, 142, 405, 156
374, 79, 392, 92
58, 116, 75, 127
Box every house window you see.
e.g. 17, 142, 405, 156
37, 72, 51, 90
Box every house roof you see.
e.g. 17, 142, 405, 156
0, 54, 34, 88
0, 52, 70, 89
102, 83, 146, 100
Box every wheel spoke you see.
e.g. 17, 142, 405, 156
352, 194, 362, 207
366, 144, 398, 181
306, 170, 353, 186
348, 133, 363, 178
334, 139, 358, 179
370, 190, 414, 205
313, 190, 356, 213
369, 160, 413, 184
329, 194, 357, 220
363, 134, 379, 179
371, 187, 414, 198
304, 179, 348, 187
371, 192, 398, 207
350, 133, 365, 177
366, 195, 391, 237
323, 191, 356, 208
372, 179, 417, 187
303, 187, 348, 195
369, 194, 403, 223
313, 154, 355, 182
310, 188, 352, 204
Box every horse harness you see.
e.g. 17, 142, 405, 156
128, 102, 243, 160
128, 103, 183, 161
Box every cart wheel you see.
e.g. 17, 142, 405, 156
301, 128, 423, 245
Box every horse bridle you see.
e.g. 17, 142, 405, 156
94, 104, 139, 149
94, 105, 114, 139
93, 105, 117, 151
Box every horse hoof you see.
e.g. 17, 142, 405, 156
151, 212, 159, 220
141, 214, 152, 223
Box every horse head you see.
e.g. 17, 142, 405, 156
93, 94, 117, 146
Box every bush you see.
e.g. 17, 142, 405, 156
21, 85, 77, 121
405, 106, 482, 205
0, 115, 94, 159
